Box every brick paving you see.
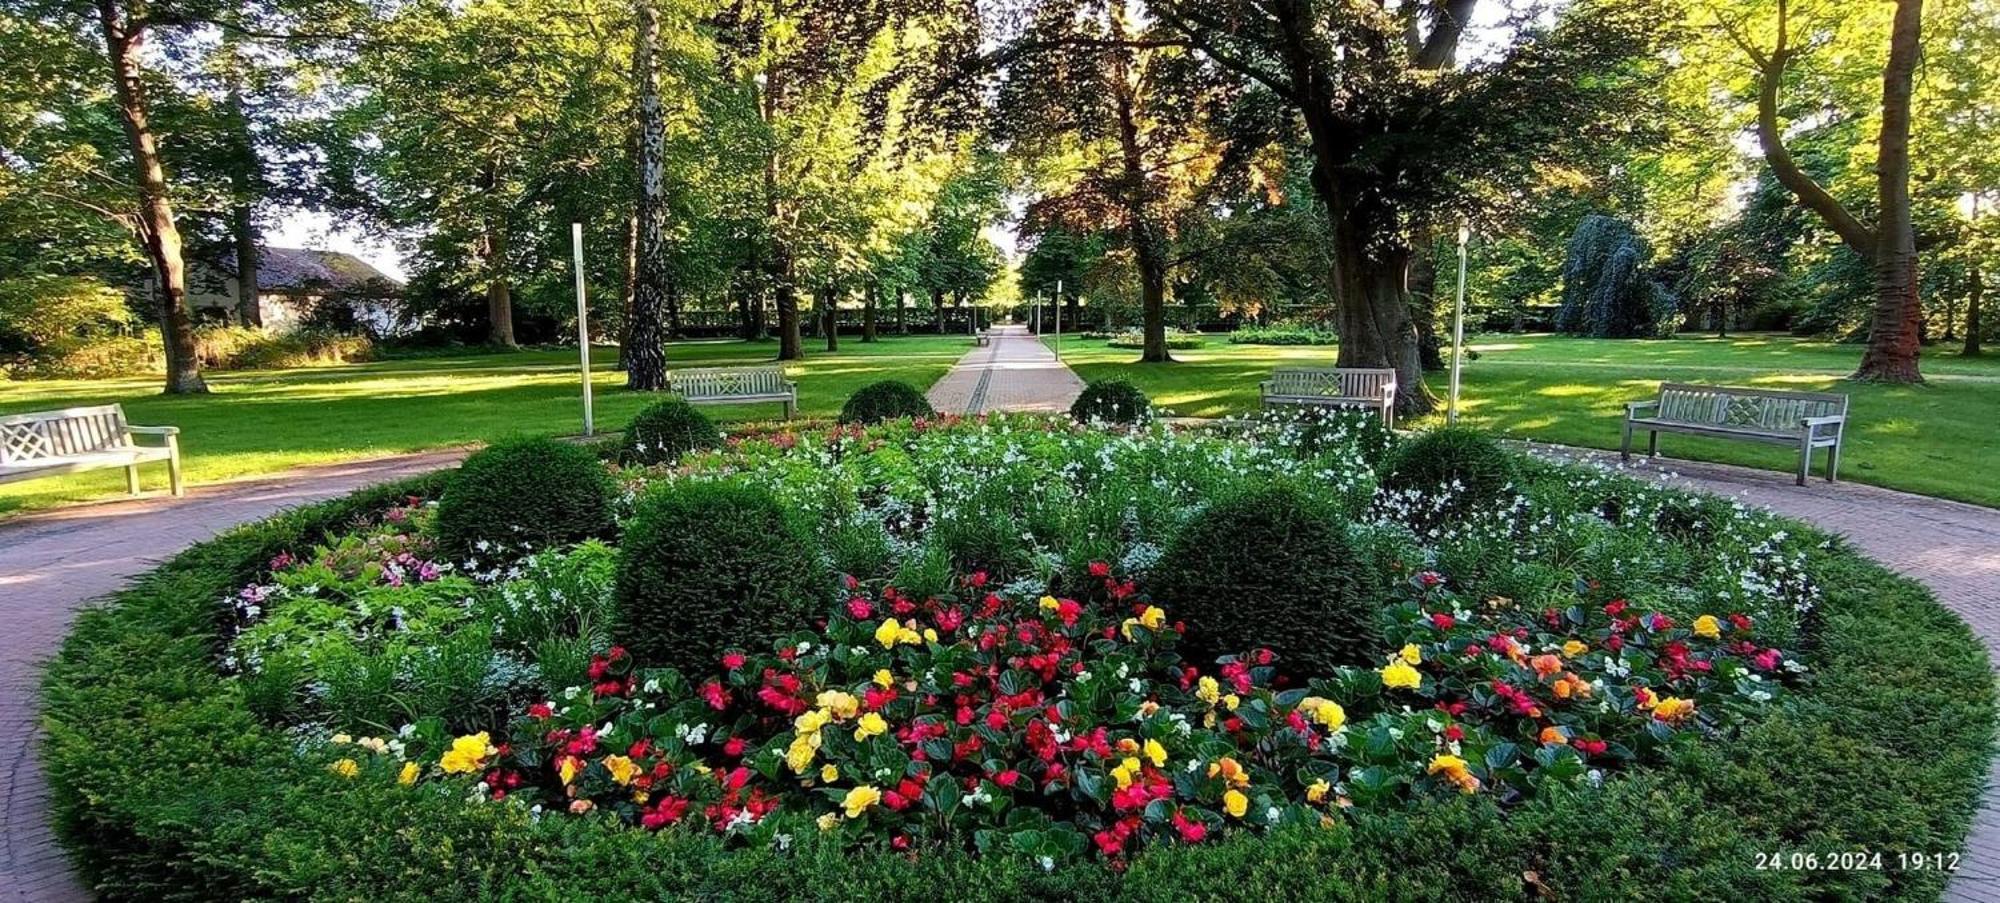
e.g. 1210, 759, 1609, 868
927, 325, 1085, 415
1529, 444, 2000, 901
0, 449, 469, 902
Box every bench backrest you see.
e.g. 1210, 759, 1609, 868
0, 404, 133, 464
1267, 367, 1397, 399
668, 366, 791, 399
1654, 383, 1847, 432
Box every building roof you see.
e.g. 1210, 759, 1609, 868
228, 247, 404, 296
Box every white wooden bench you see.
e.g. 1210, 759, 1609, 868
0, 404, 183, 495
1259, 367, 1398, 426
667, 366, 797, 419
1622, 382, 1848, 485
975, 333, 992, 347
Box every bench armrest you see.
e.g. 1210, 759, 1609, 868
1800, 415, 1845, 426
127, 424, 180, 438
1625, 400, 1660, 417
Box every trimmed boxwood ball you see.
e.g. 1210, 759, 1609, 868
623, 398, 723, 466
1382, 426, 1519, 515
1069, 379, 1151, 424
615, 480, 829, 673
840, 379, 936, 425
436, 436, 614, 556
1151, 482, 1374, 674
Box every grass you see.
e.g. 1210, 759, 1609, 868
1053, 332, 2000, 508
0, 335, 968, 517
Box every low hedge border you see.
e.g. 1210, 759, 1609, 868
41, 469, 1996, 900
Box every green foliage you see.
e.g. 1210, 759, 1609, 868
838, 379, 936, 425
1101, 327, 1204, 349
614, 479, 829, 673
435, 437, 615, 557
1228, 322, 1338, 345
193, 326, 375, 370
1383, 427, 1520, 521
622, 398, 723, 466
1557, 215, 1681, 339
1069, 379, 1152, 424
1151, 482, 1374, 674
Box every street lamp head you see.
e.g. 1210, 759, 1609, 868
1456, 222, 1471, 245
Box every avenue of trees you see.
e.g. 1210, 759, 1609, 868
2, 0, 1996, 409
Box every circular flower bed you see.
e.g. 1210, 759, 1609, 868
44, 411, 1994, 900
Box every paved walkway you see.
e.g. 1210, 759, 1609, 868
927, 325, 1085, 415
1528, 444, 2000, 901
0, 448, 470, 902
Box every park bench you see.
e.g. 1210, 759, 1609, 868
0, 404, 183, 496
975, 332, 992, 347
1259, 367, 1399, 426
667, 365, 797, 419
1622, 382, 1849, 486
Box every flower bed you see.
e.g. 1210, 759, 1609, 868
42, 414, 1995, 900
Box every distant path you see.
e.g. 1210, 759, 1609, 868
0, 449, 469, 902
927, 325, 1085, 415
1528, 445, 2000, 901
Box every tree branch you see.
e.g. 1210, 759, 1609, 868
1748, 0, 1875, 252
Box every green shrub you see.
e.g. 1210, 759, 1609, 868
1150, 482, 1374, 673
435, 437, 615, 557
1102, 327, 1205, 349
839, 379, 936, 425
614, 480, 829, 672
195, 325, 375, 370
1382, 427, 1519, 519
1227, 322, 1339, 345
622, 398, 724, 466
1070, 379, 1152, 424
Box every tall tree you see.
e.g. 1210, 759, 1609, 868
1717, 0, 1928, 382
627, 0, 670, 389
1147, 0, 1662, 414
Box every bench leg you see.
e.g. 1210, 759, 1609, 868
783, 398, 795, 421
1620, 420, 1633, 462
126, 464, 141, 495
167, 438, 185, 496
1647, 430, 1659, 458
1826, 439, 1841, 483
1795, 437, 1811, 487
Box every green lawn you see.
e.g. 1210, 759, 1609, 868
0, 335, 968, 517
1054, 332, 2000, 508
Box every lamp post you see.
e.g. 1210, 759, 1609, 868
1053, 279, 1063, 361
1448, 222, 1470, 426
570, 222, 594, 436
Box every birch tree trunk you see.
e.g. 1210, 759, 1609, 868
626, 0, 670, 389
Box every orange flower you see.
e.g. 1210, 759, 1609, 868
1652, 697, 1697, 724
1530, 654, 1563, 678
1538, 726, 1567, 746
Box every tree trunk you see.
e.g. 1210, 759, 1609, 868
476, 160, 517, 348
617, 211, 637, 371
1333, 217, 1433, 416
932, 288, 946, 334
231, 202, 261, 328
1852, 0, 1925, 382
99, 0, 204, 394
627, 0, 669, 387
1966, 261, 1984, 356
1409, 233, 1443, 371
1106, 5, 1171, 363
897, 288, 908, 334
863, 281, 879, 342
773, 248, 801, 360
823, 286, 839, 351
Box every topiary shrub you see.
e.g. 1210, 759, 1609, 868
614, 479, 829, 673
839, 380, 936, 425
1150, 482, 1373, 674
1069, 379, 1151, 424
1381, 427, 1519, 523
623, 398, 723, 466
436, 437, 615, 557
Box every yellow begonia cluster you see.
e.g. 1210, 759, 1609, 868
440, 732, 493, 775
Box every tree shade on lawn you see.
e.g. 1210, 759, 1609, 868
0, 336, 967, 517
1052, 333, 2000, 508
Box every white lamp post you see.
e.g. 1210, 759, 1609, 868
1448, 222, 1470, 426
570, 222, 594, 437
1053, 278, 1063, 361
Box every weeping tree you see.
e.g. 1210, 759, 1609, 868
1557, 215, 1680, 338
1145, 0, 1667, 415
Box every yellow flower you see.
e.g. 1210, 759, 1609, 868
1039, 595, 1061, 611
1196, 676, 1221, 705
875, 617, 902, 648
357, 737, 388, 754
329, 758, 359, 778
559, 755, 582, 785
816, 690, 860, 720
1305, 779, 1330, 803
896, 623, 923, 646
843, 785, 883, 818
786, 733, 820, 773
1380, 659, 1422, 690
1223, 789, 1248, 818
820, 763, 840, 783
1399, 643, 1422, 665
398, 761, 420, 786
817, 812, 842, 832
1139, 606, 1166, 630
1562, 639, 1588, 657
1693, 615, 1722, 639
1299, 697, 1347, 731
331, 733, 352, 745
795, 709, 831, 735
1143, 738, 1168, 768
603, 754, 639, 786
923, 628, 939, 644
854, 712, 888, 741
1427, 754, 1481, 794
1222, 693, 1240, 712
1111, 756, 1142, 790
439, 732, 492, 775
873, 669, 894, 688
1652, 696, 1697, 724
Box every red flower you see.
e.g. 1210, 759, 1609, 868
526, 702, 553, 719
847, 597, 874, 620
700, 680, 729, 711
1088, 561, 1112, 578
721, 651, 747, 671
1172, 809, 1208, 843
994, 769, 1022, 788
1444, 724, 1465, 742
1430, 611, 1456, 630
1604, 599, 1628, 617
